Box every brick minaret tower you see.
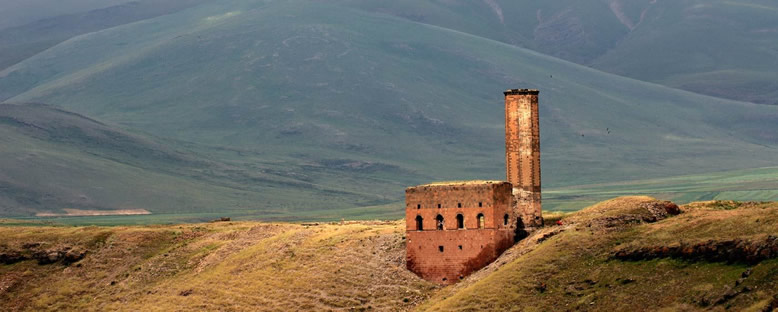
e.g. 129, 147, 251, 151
504, 89, 543, 228
404, 88, 544, 285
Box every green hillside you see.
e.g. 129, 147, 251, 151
0, 103, 411, 220
0, 0, 133, 30
2, 0, 777, 186
0, 0, 206, 72
333, 0, 778, 105
0, 0, 777, 219
544, 166, 778, 212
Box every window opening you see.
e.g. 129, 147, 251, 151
437, 204, 441, 209
436, 214, 444, 230
438, 246, 444, 252
477, 213, 485, 229
415, 215, 423, 231
456, 214, 464, 229
457, 203, 462, 208
504, 214, 509, 226
417, 204, 421, 209
478, 202, 483, 207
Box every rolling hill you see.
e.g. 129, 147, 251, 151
0, 0, 777, 218
0, 0, 134, 30
1, 197, 777, 311
0, 0, 206, 72
0, 103, 412, 220
334, 0, 778, 105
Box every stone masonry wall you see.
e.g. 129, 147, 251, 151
405, 182, 515, 284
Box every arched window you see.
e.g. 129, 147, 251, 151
456, 214, 464, 229
415, 215, 423, 231
477, 213, 485, 229
436, 214, 444, 230
504, 214, 509, 226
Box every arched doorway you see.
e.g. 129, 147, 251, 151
514, 217, 529, 242
436, 214, 444, 230
415, 215, 423, 231
456, 214, 464, 229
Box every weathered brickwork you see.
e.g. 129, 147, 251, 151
505, 89, 543, 228
405, 182, 515, 284
405, 88, 543, 284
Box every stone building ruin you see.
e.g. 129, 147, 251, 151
405, 89, 543, 284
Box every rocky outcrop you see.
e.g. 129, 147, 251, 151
0, 251, 26, 265
580, 200, 681, 229
0, 244, 86, 265
612, 236, 778, 264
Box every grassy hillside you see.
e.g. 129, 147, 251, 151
420, 197, 778, 311
0, 103, 415, 220
0, 0, 206, 72
334, 0, 778, 105
0, 220, 437, 311
2, 197, 778, 311
544, 166, 778, 212
0, 0, 134, 30
2, 0, 777, 190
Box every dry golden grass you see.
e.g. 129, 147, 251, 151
0, 221, 436, 311
3, 197, 778, 311
418, 197, 778, 311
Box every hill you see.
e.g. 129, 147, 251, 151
0, 0, 133, 30
2, 0, 777, 191
2, 197, 777, 311
0, 103, 411, 220
0, 0, 206, 72
334, 0, 778, 105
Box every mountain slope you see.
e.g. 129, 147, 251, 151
0, 0, 207, 72
332, 0, 778, 105
0, 103, 410, 219
1, 0, 777, 194
0, 0, 134, 30
2, 198, 778, 311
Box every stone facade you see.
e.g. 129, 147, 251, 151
405, 88, 543, 284
405, 182, 515, 284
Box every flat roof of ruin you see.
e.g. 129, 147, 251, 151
411, 180, 509, 187
504, 89, 539, 95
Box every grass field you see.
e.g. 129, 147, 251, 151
544, 166, 778, 212
2, 197, 778, 311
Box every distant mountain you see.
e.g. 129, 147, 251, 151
334, 0, 778, 105
0, 0, 777, 217
0, 0, 205, 71
0, 0, 134, 30
0, 103, 409, 218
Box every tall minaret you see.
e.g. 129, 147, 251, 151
504, 89, 543, 228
